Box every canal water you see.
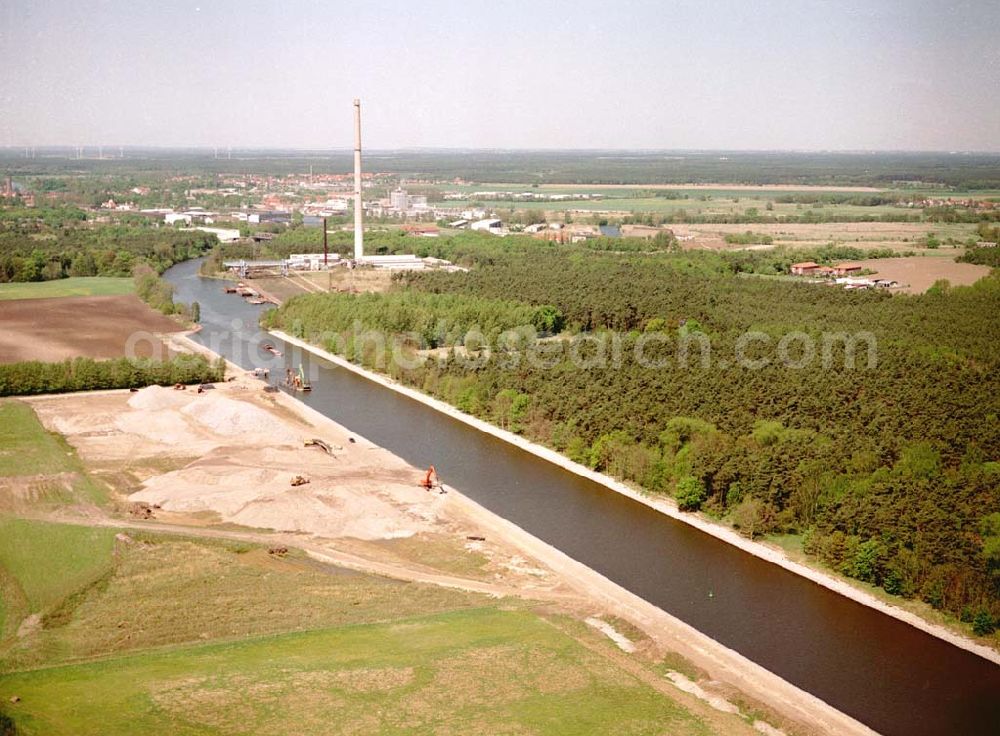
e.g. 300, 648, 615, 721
167, 259, 1000, 736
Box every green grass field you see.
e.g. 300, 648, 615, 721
0, 403, 115, 637
0, 402, 78, 477
0, 277, 133, 301
0, 518, 116, 639
0, 401, 107, 506
0, 527, 728, 735
0, 607, 709, 736
0, 530, 487, 672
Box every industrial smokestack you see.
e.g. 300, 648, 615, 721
323, 216, 328, 266
353, 98, 364, 262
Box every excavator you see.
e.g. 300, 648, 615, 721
297, 364, 312, 392
283, 364, 312, 392
419, 465, 445, 493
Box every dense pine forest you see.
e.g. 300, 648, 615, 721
265, 237, 1000, 634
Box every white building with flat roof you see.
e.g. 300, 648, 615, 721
471, 218, 503, 232
364, 254, 425, 270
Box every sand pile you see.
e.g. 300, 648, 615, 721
181, 395, 299, 444
127, 385, 191, 412
131, 447, 440, 539
115, 409, 203, 449
120, 387, 299, 447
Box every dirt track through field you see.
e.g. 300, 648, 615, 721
0, 295, 181, 363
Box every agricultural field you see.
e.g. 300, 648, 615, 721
475, 196, 907, 220
0, 277, 132, 301
0, 295, 180, 363
440, 183, 945, 220
859, 256, 992, 293
674, 222, 978, 252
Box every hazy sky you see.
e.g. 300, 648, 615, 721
1, 0, 997, 150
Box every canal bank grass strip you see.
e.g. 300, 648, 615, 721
0, 601, 712, 735
269, 330, 1000, 669
266, 331, 879, 736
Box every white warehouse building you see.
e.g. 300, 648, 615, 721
470, 218, 503, 233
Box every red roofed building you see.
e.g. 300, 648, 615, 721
791, 261, 820, 276
402, 224, 440, 237
833, 262, 863, 276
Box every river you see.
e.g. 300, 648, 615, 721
166, 258, 1000, 735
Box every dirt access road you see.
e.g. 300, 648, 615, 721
0, 295, 181, 363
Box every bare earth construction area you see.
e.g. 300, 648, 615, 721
35, 384, 476, 544
0, 295, 180, 363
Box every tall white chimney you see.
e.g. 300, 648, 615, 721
353, 98, 364, 262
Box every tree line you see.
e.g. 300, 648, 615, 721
0, 355, 225, 397
958, 242, 1000, 269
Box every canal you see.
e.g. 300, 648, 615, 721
167, 258, 1000, 735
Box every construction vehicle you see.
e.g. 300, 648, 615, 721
305, 438, 334, 455
283, 366, 310, 392
290, 475, 309, 487
419, 465, 445, 493
298, 364, 312, 391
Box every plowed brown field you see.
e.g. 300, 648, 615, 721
0, 295, 181, 363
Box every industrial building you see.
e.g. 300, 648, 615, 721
288, 253, 342, 270
387, 187, 430, 214
471, 218, 503, 233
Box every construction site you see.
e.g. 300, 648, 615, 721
27, 379, 470, 545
